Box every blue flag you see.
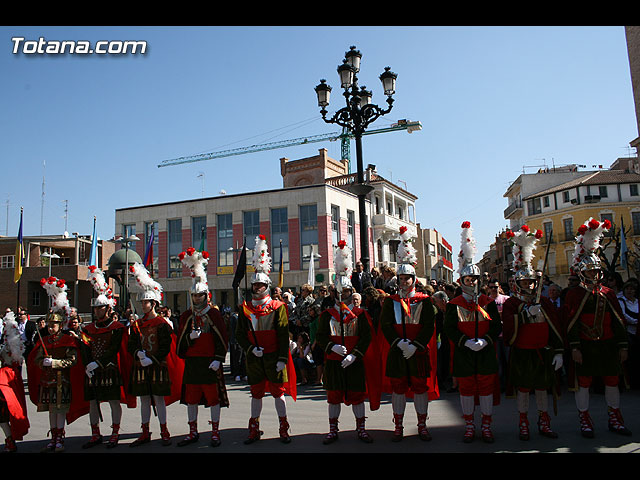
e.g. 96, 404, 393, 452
89, 217, 98, 267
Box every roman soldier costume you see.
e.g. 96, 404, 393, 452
565, 218, 631, 438
27, 276, 85, 453
127, 262, 184, 447
443, 222, 502, 443
79, 265, 134, 449
176, 247, 229, 447
0, 311, 30, 452
501, 225, 564, 441
316, 240, 381, 445
379, 226, 439, 442
236, 234, 296, 444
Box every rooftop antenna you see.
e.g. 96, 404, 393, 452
62, 199, 69, 232
197, 172, 205, 198
5, 195, 12, 236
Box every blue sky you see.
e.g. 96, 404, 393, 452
1, 26, 637, 265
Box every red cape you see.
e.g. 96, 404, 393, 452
0, 366, 29, 440
26, 333, 89, 424
376, 294, 440, 401
129, 316, 185, 406
242, 300, 297, 401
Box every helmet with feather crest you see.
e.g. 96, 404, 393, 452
506, 224, 543, 296
572, 217, 610, 284
334, 239, 353, 291
179, 247, 210, 294
251, 234, 272, 286
40, 275, 72, 327
129, 262, 164, 304
88, 265, 116, 309
396, 225, 417, 277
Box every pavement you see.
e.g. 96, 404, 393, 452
10, 360, 640, 454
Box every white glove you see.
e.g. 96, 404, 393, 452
140, 356, 153, 367
397, 339, 410, 352
190, 329, 201, 340
85, 361, 99, 377
552, 353, 563, 371
341, 354, 356, 368
276, 361, 286, 372
137, 350, 147, 360
209, 360, 221, 371
402, 343, 418, 359
528, 304, 542, 316
475, 338, 488, 350
252, 347, 264, 358
331, 344, 347, 356
43, 357, 53, 367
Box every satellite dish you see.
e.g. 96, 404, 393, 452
63, 231, 69, 238
219, 190, 227, 195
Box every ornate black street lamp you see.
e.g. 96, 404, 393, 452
315, 46, 397, 272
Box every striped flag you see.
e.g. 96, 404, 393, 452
143, 225, 154, 267
13, 208, 24, 283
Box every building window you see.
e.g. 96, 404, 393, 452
331, 205, 340, 247
377, 239, 383, 265
408, 205, 415, 223
217, 213, 234, 268
192, 216, 207, 252
631, 184, 639, 197
123, 224, 137, 250
563, 217, 574, 242
543, 196, 550, 208
601, 213, 614, 237
300, 204, 318, 270
633, 212, 640, 236
271, 207, 289, 272
599, 186, 608, 198
0, 255, 15, 269
562, 191, 570, 203
243, 210, 260, 263
543, 221, 553, 243
31, 290, 40, 307
375, 196, 380, 215
167, 219, 182, 278
347, 210, 355, 266
389, 240, 400, 263
144, 221, 159, 274
527, 198, 541, 215
397, 205, 404, 220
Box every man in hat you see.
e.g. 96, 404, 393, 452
501, 226, 564, 441
0, 311, 30, 452
79, 265, 132, 449
27, 276, 84, 453
127, 263, 180, 447
316, 240, 380, 445
380, 226, 438, 442
444, 222, 502, 443
235, 234, 296, 444
565, 218, 632, 438
176, 248, 229, 447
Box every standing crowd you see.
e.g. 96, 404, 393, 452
0, 218, 636, 452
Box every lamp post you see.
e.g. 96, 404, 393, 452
315, 46, 397, 273
114, 234, 140, 314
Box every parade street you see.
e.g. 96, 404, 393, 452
13, 360, 640, 454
